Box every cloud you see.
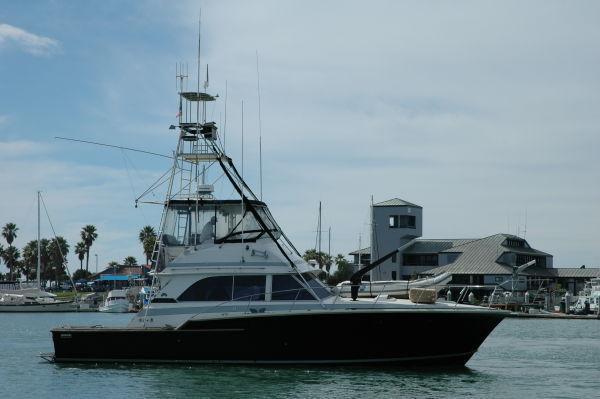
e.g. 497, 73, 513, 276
0, 23, 60, 55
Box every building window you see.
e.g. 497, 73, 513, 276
399, 215, 416, 228
389, 215, 398, 228
515, 254, 546, 268
403, 254, 438, 266
391, 253, 397, 263
391, 271, 397, 280
178, 276, 233, 301
505, 238, 530, 248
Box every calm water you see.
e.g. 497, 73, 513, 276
1, 313, 598, 399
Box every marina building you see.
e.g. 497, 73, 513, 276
351, 198, 600, 294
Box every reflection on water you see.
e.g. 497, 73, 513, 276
1, 313, 599, 399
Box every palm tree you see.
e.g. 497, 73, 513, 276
2, 223, 19, 279
123, 256, 138, 267
80, 225, 98, 272
139, 226, 157, 265
46, 237, 69, 287
74, 242, 87, 270
2, 222, 18, 246
1, 246, 21, 280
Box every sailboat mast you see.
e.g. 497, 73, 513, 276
37, 191, 41, 289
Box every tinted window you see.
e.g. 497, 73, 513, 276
233, 275, 266, 301
272, 275, 314, 300
301, 273, 331, 299
178, 276, 233, 301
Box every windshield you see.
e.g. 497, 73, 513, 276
301, 273, 332, 299
161, 201, 280, 246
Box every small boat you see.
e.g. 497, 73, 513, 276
0, 282, 75, 312
99, 290, 131, 313
0, 192, 76, 313
335, 272, 452, 298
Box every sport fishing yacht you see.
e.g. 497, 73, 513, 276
48, 53, 507, 366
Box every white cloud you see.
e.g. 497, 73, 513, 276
0, 23, 60, 55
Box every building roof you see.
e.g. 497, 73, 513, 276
348, 247, 371, 256
403, 239, 476, 254
547, 268, 600, 278
373, 198, 422, 208
424, 234, 552, 275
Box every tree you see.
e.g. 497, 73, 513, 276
73, 269, 92, 281
21, 240, 41, 282
327, 254, 354, 285
139, 226, 157, 265
1, 246, 21, 280
302, 249, 332, 273
123, 256, 138, 266
46, 237, 69, 286
2, 222, 19, 279
80, 225, 98, 272
2, 222, 18, 246
74, 242, 86, 270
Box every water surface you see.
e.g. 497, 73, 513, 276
1, 313, 598, 398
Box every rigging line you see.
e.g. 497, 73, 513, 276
121, 150, 138, 200
136, 167, 173, 203
224, 80, 228, 153
39, 193, 76, 290
55, 137, 172, 159
256, 50, 263, 201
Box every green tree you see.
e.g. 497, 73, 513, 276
123, 256, 138, 267
302, 249, 332, 272
73, 269, 92, 281
74, 241, 87, 270
2, 222, 18, 246
80, 225, 98, 272
46, 237, 69, 286
21, 240, 41, 282
2, 222, 19, 279
139, 226, 157, 265
1, 246, 21, 280
327, 254, 355, 285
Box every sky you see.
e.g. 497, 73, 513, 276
0, 0, 599, 275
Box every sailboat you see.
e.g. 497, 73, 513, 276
0, 192, 76, 312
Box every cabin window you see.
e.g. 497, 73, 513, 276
271, 275, 314, 300
233, 275, 266, 301
177, 276, 233, 301
301, 273, 332, 299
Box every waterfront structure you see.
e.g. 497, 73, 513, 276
354, 198, 600, 294
90, 264, 149, 290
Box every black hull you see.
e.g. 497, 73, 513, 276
51, 311, 504, 366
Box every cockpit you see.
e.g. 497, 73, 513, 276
161, 199, 281, 247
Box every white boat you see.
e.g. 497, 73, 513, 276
335, 272, 452, 298
47, 35, 508, 366
0, 282, 75, 312
99, 289, 131, 313
571, 277, 600, 314
0, 192, 77, 312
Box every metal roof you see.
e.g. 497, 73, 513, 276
424, 234, 553, 275
403, 239, 475, 254
373, 198, 422, 208
546, 268, 600, 278
349, 247, 371, 256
